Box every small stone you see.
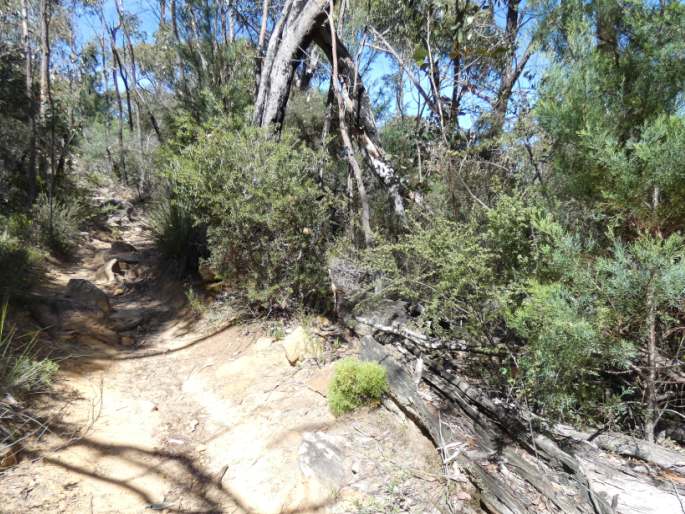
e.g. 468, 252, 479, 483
281, 326, 309, 365
632, 465, 649, 474
0, 444, 19, 469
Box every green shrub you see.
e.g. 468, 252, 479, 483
163, 121, 336, 310
365, 216, 496, 339
484, 195, 548, 279
328, 358, 388, 415
0, 231, 39, 298
506, 281, 607, 420
506, 232, 685, 425
33, 194, 82, 256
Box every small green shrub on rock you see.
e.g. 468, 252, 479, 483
328, 358, 388, 416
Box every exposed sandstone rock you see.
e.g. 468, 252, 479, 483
95, 258, 121, 284
298, 432, 346, 487
66, 279, 111, 315
30, 297, 119, 345
254, 336, 275, 350
281, 326, 309, 365
280, 326, 322, 365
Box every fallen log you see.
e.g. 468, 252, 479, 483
355, 313, 685, 474
553, 425, 685, 474
358, 328, 685, 514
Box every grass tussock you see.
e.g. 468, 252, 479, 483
0, 303, 58, 455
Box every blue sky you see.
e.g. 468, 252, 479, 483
75, 0, 543, 124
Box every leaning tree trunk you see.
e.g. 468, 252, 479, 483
327, 0, 372, 246
252, 0, 406, 219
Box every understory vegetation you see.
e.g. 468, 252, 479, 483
2, 0, 684, 444
0, 304, 57, 449
328, 358, 388, 415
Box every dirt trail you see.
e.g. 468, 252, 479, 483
1, 193, 451, 514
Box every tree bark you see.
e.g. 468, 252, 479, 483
21, 0, 37, 204
254, 0, 272, 94
296, 48, 320, 91
110, 46, 127, 184
488, 0, 531, 138
170, 0, 190, 100
253, 0, 406, 219
114, 0, 147, 194
327, 1, 372, 246
39, 0, 57, 235
109, 28, 134, 132
312, 24, 406, 218
39, 0, 50, 122
644, 185, 662, 443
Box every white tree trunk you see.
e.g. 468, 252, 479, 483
253, 0, 406, 219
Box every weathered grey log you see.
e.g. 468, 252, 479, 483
359, 326, 685, 514
553, 425, 685, 474
360, 335, 595, 514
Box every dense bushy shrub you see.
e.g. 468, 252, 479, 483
162, 121, 336, 309
506, 281, 608, 420
364, 195, 685, 424
328, 358, 388, 415
365, 215, 496, 340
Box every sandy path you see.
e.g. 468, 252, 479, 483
0, 196, 449, 514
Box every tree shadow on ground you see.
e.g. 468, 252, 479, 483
25, 431, 336, 514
